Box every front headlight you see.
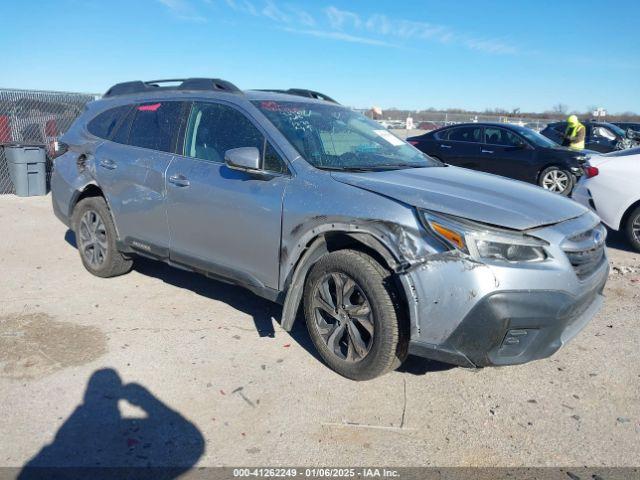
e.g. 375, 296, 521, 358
421, 211, 548, 263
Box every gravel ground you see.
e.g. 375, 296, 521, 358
0, 194, 638, 471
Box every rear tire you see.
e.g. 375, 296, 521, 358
72, 196, 133, 278
303, 250, 407, 380
538, 166, 575, 196
624, 205, 640, 252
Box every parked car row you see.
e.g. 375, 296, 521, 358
406, 122, 594, 196
51, 77, 609, 380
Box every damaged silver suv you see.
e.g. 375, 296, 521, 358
51, 78, 608, 380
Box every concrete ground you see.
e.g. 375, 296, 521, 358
0, 194, 638, 470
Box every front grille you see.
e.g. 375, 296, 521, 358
565, 246, 606, 279
562, 224, 607, 280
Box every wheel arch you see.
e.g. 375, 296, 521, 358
69, 183, 123, 241
279, 229, 411, 335
620, 198, 640, 231
69, 183, 105, 216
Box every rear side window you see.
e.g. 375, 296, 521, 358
87, 106, 130, 139
112, 108, 136, 145
439, 126, 482, 143
128, 102, 184, 153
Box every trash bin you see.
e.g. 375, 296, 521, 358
4, 144, 47, 197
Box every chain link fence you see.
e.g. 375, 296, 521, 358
0, 89, 98, 194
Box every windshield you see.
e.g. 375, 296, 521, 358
253, 100, 440, 171
512, 125, 559, 148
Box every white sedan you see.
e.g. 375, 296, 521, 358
572, 147, 640, 251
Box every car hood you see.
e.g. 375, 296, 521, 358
331, 166, 588, 231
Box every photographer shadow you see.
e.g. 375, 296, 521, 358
19, 368, 204, 480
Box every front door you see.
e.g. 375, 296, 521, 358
165, 101, 290, 291
480, 127, 534, 181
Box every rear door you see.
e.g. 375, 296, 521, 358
94, 100, 186, 257
480, 127, 535, 181
435, 125, 484, 169
165, 101, 290, 291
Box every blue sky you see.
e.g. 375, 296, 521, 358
2, 0, 639, 112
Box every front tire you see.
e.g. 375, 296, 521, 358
303, 250, 406, 380
624, 205, 640, 252
72, 196, 133, 278
539, 166, 575, 196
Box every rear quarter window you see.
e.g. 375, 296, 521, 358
433, 129, 447, 140
128, 102, 184, 153
87, 105, 130, 139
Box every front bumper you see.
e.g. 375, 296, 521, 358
402, 214, 608, 368
409, 281, 605, 367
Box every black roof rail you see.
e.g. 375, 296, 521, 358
103, 78, 242, 97
257, 88, 339, 104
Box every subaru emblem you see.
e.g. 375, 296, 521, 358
593, 230, 602, 246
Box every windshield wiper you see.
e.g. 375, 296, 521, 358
315, 166, 374, 172
371, 163, 426, 170
316, 163, 428, 172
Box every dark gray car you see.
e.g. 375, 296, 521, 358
51, 78, 608, 380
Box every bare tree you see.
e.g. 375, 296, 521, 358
552, 103, 568, 115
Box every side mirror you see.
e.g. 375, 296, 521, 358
225, 147, 261, 172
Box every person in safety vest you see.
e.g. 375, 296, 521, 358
563, 115, 586, 150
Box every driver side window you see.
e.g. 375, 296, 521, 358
484, 127, 523, 147
184, 102, 288, 174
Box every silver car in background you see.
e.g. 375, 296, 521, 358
51, 78, 608, 380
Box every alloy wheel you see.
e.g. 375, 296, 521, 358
311, 272, 374, 362
541, 169, 570, 193
78, 209, 108, 268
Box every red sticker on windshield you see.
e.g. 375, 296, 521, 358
260, 101, 279, 111
138, 103, 161, 112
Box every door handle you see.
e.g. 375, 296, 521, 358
168, 174, 190, 187
439, 144, 452, 149
99, 158, 117, 170
481, 149, 494, 154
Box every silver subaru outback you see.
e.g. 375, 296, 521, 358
51, 78, 608, 380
